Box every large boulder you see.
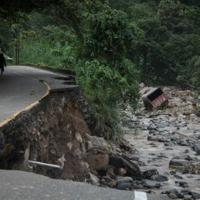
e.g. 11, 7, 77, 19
85, 135, 110, 172
109, 154, 141, 179
86, 148, 109, 171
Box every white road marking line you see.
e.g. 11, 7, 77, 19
134, 191, 147, 200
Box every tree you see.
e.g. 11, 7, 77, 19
85, 7, 133, 65
158, 0, 192, 33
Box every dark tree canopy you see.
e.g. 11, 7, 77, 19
1, 0, 200, 138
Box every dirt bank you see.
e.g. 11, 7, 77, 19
0, 87, 96, 180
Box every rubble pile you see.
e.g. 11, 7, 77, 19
121, 86, 200, 199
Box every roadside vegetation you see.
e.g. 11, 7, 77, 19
0, 0, 199, 139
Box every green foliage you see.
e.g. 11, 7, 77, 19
126, 2, 156, 25
85, 7, 133, 65
174, 34, 200, 88
158, 0, 192, 33
124, 0, 200, 89
76, 59, 138, 139
20, 26, 78, 70
2, 0, 200, 139
189, 56, 200, 88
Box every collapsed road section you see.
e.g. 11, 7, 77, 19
0, 66, 143, 186
0, 72, 145, 187
0, 65, 93, 180
0, 66, 170, 199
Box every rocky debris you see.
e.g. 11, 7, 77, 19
142, 168, 169, 183
100, 175, 117, 188
86, 148, 109, 171
169, 158, 189, 172
190, 191, 200, 199
88, 173, 100, 186
143, 180, 161, 189
175, 181, 189, 188
86, 134, 110, 151
0, 131, 15, 168
162, 189, 184, 199
152, 174, 169, 182
120, 86, 200, 197
169, 157, 200, 174
119, 139, 136, 154
192, 144, 200, 155
162, 189, 200, 200
142, 169, 159, 179
116, 176, 133, 190
109, 154, 141, 178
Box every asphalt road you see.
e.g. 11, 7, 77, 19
0, 170, 169, 200
0, 65, 75, 125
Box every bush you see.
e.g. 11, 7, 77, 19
76, 59, 138, 140
19, 27, 78, 70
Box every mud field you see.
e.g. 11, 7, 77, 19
122, 87, 200, 199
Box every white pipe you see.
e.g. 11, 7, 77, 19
28, 160, 63, 169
